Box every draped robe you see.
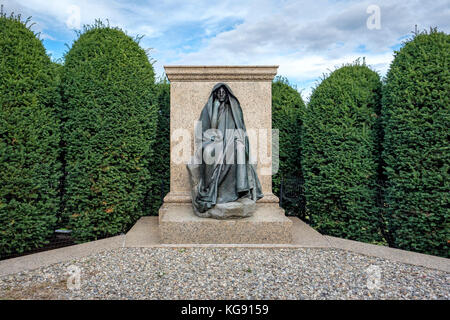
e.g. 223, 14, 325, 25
187, 83, 263, 217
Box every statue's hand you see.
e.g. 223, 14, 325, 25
203, 129, 223, 143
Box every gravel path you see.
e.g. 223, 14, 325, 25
0, 247, 448, 300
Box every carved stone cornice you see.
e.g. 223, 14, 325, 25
164, 66, 279, 82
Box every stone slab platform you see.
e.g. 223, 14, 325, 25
1, 216, 449, 276
158, 203, 293, 244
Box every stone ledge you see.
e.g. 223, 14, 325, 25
163, 191, 279, 203
164, 65, 279, 81
0, 235, 125, 277
159, 203, 292, 244
325, 236, 450, 273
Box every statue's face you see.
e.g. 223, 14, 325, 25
217, 87, 227, 102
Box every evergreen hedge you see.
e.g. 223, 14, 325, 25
302, 62, 383, 243
272, 76, 306, 217
61, 22, 158, 242
0, 13, 61, 256
382, 29, 449, 257
145, 77, 170, 215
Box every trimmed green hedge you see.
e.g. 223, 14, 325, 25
0, 14, 61, 256
272, 76, 306, 217
302, 63, 383, 243
382, 29, 450, 257
61, 22, 158, 242
144, 77, 170, 215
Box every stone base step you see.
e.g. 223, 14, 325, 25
159, 203, 292, 244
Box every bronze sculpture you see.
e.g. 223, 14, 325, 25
187, 83, 263, 219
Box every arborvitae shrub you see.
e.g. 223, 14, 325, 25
302, 62, 383, 243
382, 29, 449, 257
145, 77, 170, 215
61, 22, 158, 242
0, 13, 61, 256
271, 76, 306, 217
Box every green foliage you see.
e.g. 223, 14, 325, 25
382, 29, 450, 257
0, 13, 61, 256
145, 76, 170, 215
61, 21, 158, 242
271, 76, 306, 217
302, 62, 382, 242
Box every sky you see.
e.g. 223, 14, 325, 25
2, 0, 449, 100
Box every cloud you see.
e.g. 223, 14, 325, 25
2, 0, 448, 100
169, 0, 449, 99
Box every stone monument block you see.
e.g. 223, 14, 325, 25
159, 66, 292, 244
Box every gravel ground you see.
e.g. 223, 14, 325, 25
0, 247, 448, 300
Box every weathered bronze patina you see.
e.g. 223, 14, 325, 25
187, 83, 263, 219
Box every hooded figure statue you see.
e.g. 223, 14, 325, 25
187, 83, 263, 219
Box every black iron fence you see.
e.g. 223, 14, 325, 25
278, 176, 308, 223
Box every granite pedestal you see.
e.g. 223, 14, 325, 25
159, 66, 292, 244
159, 203, 292, 244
